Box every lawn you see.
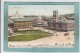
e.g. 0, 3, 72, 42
8, 30, 52, 41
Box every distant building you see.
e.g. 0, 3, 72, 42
47, 10, 74, 31
9, 11, 24, 19
36, 16, 48, 27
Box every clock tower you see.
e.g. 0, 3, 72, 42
53, 10, 58, 22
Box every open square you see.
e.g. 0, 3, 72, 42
8, 30, 52, 41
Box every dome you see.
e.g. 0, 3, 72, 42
10, 11, 24, 19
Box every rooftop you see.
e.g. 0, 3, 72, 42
14, 17, 38, 22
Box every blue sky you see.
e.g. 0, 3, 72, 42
8, 5, 74, 16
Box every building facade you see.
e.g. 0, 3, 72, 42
13, 17, 38, 30
14, 21, 32, 29
47, 10, 74, 31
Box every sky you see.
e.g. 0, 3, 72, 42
8, 5, 74, 16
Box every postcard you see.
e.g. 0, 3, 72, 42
4, 2, 79, 52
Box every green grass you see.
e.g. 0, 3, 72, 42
8, 30, 52, 41
14, 30, 51, 35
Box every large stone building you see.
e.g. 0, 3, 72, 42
47, 10, 74, 31
8, 18, 38, 31
13, 17, 38, 30
8, 11, 38, 30
14, 18, 32, 29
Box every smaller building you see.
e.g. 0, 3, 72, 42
36, 16, 48, 27
9, 11, 24, 19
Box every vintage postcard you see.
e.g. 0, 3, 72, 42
4, 2, 79, 52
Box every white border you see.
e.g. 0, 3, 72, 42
1, 0, 79, 53
2, 0, 80, 2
